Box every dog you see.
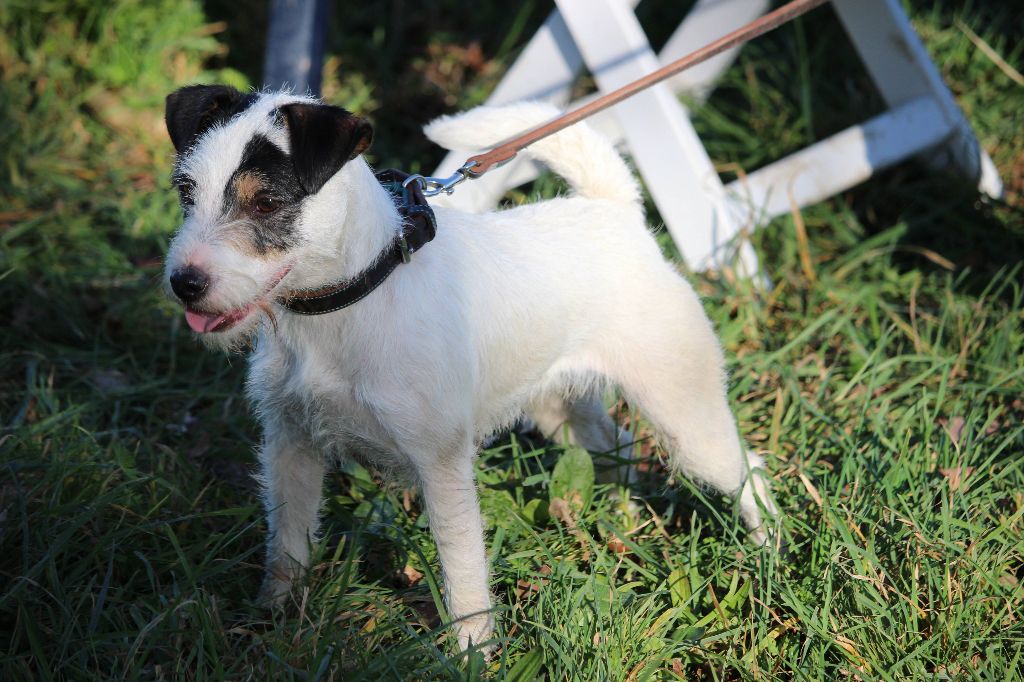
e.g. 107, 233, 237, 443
162, 85, 775, 651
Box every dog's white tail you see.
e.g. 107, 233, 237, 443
424, 102, 640, 205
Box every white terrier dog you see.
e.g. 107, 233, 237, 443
162, 86, 774, 651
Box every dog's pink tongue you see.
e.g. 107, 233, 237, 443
185, 309, 225, 333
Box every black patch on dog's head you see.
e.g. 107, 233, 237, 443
278, 103, 373, 195
222, 134, 307, 255
165, 85, 257, 153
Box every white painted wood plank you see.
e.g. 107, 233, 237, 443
489, 11, 584, 105
433, 0, 768, 216
557, 0, 757, 271
429, 0, 1002, 277
725, 97, 952, 222
832, 0, 1003, 197
660, 0, 769, 101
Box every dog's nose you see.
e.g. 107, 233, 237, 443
170, 265, 210, 304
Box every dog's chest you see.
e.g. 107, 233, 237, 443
248, 339, 407, 471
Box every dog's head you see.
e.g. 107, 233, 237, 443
162, 85, 373, 348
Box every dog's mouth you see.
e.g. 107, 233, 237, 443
183, 265, 291, 334
184, 306, 255, 334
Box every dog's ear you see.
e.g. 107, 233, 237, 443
165, 85, 246, 153
278, 103, 373, 195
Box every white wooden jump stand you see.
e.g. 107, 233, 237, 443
432, 0, 1003, 276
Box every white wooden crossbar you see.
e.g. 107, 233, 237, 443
433, 0, 1002, 274
725, 96, 951, 224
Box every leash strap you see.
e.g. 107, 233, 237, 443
278, 169, 437, 315
414, 0, 828, 195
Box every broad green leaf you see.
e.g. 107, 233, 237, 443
549, 446, 595, 514
506, 646, 544, 682
668, 568, 695, 621
521, 498, 550, 525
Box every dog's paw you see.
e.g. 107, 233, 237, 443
748, 526, 770, 547
256, 573, 293, 608
454, 611, 495, 655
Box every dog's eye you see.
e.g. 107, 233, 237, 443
254, 193, 279, 215
176, 180, 195, 206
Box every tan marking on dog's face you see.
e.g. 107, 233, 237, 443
216, 172, 269, 258
200, 133, 308, 258
231, 171, 265, 206
216, 169, 304, 259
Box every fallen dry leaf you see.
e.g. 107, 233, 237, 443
396, 565, 423, 587
548, 499, 591, 561
23, 396, 38, 424
515, 579, 542, 599
549, 497, 577, 529
997, 573, 1018, 589
514, 565, 552, 599
938, 416, 967, 445
835, 634, 868, 669
606, 534, 628, 554
799, 472, 823, 507
939, 466, 976, 492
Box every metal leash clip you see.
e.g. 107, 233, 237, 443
402, 161, 479, 198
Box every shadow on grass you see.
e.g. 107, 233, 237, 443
853, 165, 1024, 294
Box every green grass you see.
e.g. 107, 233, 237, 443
2, 0, 1023, 679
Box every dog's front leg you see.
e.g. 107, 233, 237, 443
256, 428, 325, 605
416, 449, 493, 651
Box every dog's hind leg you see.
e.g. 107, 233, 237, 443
256, 428, 326, 605
599, 282, 776, 543
528, 391, 635, 484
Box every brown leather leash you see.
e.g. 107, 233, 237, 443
278, 0, 828, 316
408, 0, 828, 197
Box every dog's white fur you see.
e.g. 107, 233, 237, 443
165, 95, 775, 650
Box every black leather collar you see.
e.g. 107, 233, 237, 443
277, 169, 437, 315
